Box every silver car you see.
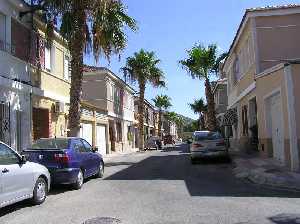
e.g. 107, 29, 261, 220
0, 142, 51, 208
145, 136, 162, 150
190, 131, 228, 163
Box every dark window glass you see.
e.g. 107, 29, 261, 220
81, 139, 92, 152
193, 132, 222, 141
31, 138, 69, 149
0, 143, 19, 165
72, 139, 86, 153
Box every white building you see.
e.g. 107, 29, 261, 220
0, 0, 32, 150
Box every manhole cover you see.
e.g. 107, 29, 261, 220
83, 217, 121, 224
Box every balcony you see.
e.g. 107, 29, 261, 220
0, 40, 31, 84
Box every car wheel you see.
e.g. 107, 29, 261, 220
73, 169, 84, 190
191, 158, 196, 164
95, 161, 104, 178
32, 177, 47, 205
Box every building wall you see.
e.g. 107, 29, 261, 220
224, 20, 256, 108
83, 69, 135, 153
0, 1, 32, 151
82, 74, 107, 109
256, 65, 290, 166
255, 13, 300, 72
32, 96, 69, 138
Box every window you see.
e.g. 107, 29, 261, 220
0, 13, 6, 51
72, 139, 86, 153
242, 105, 248, 136
81, 139, 92, 152
233, 57, 240, 81
31, 138, 69, 149
16, 111, 22, 152
0, 143, 19, 165
64, 55, 71, 80
116, 122, 122, 142
109, 84, 114, 101
193, 132, 222, 141
45, 45, 51, 71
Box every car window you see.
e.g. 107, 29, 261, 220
31, 139, 69, 149
0, 143, 20, 165
72, 139, 86, 153
193, 132, 223, 141
81, 139, 93, 152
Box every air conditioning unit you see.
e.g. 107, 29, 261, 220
55, 101, 65, 114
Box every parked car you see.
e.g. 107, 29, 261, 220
163, 135, 175, 145
190, 131, 229, 163
0, 141, 50, 208
23, 138, 104, 190
145, 136, 162, 150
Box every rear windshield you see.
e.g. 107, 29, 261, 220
31, 139, 69, 149
193, 132, 222, 141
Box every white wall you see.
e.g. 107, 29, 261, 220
0, 80, 31, 151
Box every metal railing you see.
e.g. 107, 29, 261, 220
0, 39, 16, 55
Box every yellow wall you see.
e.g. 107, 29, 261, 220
32, 96, 69, 138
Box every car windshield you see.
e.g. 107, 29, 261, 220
193, 132, 222, 141
31, 139, 69, 149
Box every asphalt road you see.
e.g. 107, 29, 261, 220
1, 144, 300, 224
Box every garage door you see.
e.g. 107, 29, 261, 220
80, 123, 93, 146
96, 125, 107, 155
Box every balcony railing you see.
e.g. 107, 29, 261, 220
0, 40, 16, 56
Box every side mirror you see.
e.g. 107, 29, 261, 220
21, 155, 27, 164
93, 147, 98, 153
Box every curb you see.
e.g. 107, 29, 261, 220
232, 158, 300, 193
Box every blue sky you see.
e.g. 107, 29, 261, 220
84, 0, 299, 120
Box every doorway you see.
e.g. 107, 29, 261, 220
33, 108, 50, 140
266, 92, 284, 164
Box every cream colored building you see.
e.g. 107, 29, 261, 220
82, 66, 136, 153
30, 19, 71, 141
222, 5, 300, 171
80, 101, 109, 155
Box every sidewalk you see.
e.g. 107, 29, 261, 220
232, 151, 300, 192
102, 148, 139, 162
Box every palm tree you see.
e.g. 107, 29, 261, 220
152, 95, 172, 138
179, 44, 227, 131
122, 49, 165, 150
189, 98, 207, 130
38, 0, 137, 136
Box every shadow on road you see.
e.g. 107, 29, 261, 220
268, 213, 300, 224
105, 145, 300, 198
105, 161, 136, 167
0, 200, 33, 217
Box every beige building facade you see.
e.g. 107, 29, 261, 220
82, 66, 136, 153
223, 5, 300, 171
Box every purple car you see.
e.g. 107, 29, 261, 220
23, 137, 104, 190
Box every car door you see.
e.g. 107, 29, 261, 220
72, 139, 93, 177
81, 139, 99, 175
0, 143, 34, 205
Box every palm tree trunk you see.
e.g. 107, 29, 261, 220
67, 7, 85, 137
138, 81, 146, 151
204, 78, 217, 131
198, 114, 202, 130
158, 109, 162, 138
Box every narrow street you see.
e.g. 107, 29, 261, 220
1, 144, 300, 224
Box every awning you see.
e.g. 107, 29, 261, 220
220, 108, 238, 126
